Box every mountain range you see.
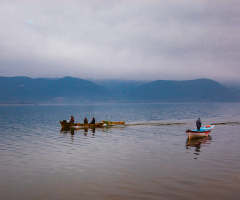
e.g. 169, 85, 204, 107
0, 76, 239, 104
128, 79, 240, 102
0, 76, 110, 104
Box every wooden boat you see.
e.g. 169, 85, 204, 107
186, 125, 214, 139
102, 120, 125, 125
60, 120, 104, 128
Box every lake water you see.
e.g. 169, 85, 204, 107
0, 103, 240, 200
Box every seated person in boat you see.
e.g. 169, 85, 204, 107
70, 116, 74, 123
196, 118, 202, 131
90, 117, 95, 124
84, 117, 88, 124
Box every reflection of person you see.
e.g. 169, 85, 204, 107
84, 117, 88, 124
196, 118, 202, 131
90, 117, 95, 124
92, 127, 95, 135
84, 127, 88, 136
70, 116, 74, 123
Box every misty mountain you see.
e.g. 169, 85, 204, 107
92, 80, 149, 101
0, 77, 239, 104
128, 79, 240, 102
0, 76, 111, 103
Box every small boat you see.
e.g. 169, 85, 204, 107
60, 120, 104, 128
102, 120, 125, 125
186, 125, 214, 139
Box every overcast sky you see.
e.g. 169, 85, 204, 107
0, 0, 240, 83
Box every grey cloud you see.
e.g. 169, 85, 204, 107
0, 0, 240, 83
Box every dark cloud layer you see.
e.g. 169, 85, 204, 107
0, 0, 240, 83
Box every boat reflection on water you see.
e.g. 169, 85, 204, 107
60, 127, 96, 135
60, 125, 125, 141
185, 136, 212, 159
60, 127, 96, 141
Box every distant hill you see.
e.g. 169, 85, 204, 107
93, 80, 149, 101
0, 76, 111, 104
128, 79, 240, 102
0, 77, 239, 104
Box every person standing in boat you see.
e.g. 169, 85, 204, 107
70, 116, 74, 123
196, 118, 202, 131
84, 117, 88, 124
90, 117, 95, 124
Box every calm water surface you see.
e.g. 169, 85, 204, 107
0, 103, 240, 200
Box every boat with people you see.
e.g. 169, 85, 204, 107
186, 125, 214, 139
60, 120, 104, 128
60, 119, 125, 129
